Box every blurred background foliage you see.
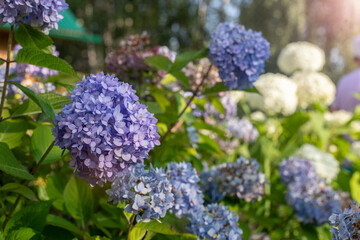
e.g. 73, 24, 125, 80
59, 0, 360, 81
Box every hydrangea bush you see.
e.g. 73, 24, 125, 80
0, 3, 358, 240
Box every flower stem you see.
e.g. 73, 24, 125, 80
127, 214, 136, 240
160, 64, 212, 142
0, 26, 14, 120
31, 141, 55, 175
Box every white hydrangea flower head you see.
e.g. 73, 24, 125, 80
291, 71, 336, 108
324, 110, 353, 128
350, 120, 360, 132
294, 144, 339, 182
277, 41, 325, 74
245, 73, 298, 116
250, 111, 266, 122
350, 141, 360, 157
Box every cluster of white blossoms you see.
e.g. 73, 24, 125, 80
324, 110, 353, 128
277, 41, 325, 75
245, 73, 298, 116
291, 71, 336, 108
294, 144, 339, 183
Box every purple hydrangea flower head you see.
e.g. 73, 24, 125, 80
201, 157, 266, 202
52, 72, 160, 186
14, 44, 59, 80
166, 162, 204, 218
278, 157, 318, 185
0, 0, 68, 30
286, 179, 342, 225
208, 22, 270, 90
106, 164, 174, 222
279, 157, 342, 225
226, 117, 259, 143
187, 204, 243, 240
329, 201, 360, 240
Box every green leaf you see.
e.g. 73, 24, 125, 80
144, 102, 163, 114
7, 228, 37, 240
14, 23, 53, 53
12, 93, 70, 117
134, 220, 180, 235
210, 97, 225, 115
242, 86, 259, 93
45, 172, 68, 211
8, 81, 55, 121
31, 125, 62, 164
0, 183, 37, 201
46, 214, 85, 237
350, 171, 360, 202
203, 82, 228, 95
169, 48, 208, 73
130, 228, 147, 240
63, 177, 94, 227
171, 71, 190, 88
145, 56, 172, 71
4, 201, 52, 237
14, 47, 78, 78
0, 142, 35, 181
150, 87, 171, 112
0, 118, 27, 149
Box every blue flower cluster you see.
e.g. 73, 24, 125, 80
187, 204, 243, 240
201, 157, 266, 202
329, 201, 360, 240
52, 72, 160, 186
0, 0, 68, 30
279, 157, 342, 225
106, 164, 174, 222
226, 117, 259, 143
208, 22, 270, 90
166, 162, 204, 218
13, 44, 59, 80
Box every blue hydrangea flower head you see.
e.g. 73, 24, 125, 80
329, 201, 360, 240
106, 164, 174, 222
226, 117, 259, 143
0, 0, 68, 30
200, 167, 225, 204
187, 204, 243, 240
201, 157, 266, 202
208, 22, 270, 90
166, 162, 204, 218
278, 157, 318, 185
286, 179, 342, 225
52, 72, 160, 186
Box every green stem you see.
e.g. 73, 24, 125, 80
160, 64, 212, 142
127, 215, 136, 240
30, 141, 55, 175
2, 194, 21, 229
0, 26, 13, 120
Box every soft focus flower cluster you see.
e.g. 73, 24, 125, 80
279, 157, 342, 225
166, 162, 204, 218
294, 144, 339, 182
186, 125, 199, 147
105, 32, 175, 82
208, 22, 270, 90
329, 201, 360, 240
106, 164, 174, 222
291, 71, 336, 108
226, 117, 259, 143
277, 41, 325, 75
201, 157, 266, 202
324, 110, 353, 128
245, 73, 298, 116
187, 204, 243, 240
52, 72, 160, 186
183, 59, 221, 91
0, 0, 68, 30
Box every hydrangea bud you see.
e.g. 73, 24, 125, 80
208, 22, 270, 90
52, 72, 160, 186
